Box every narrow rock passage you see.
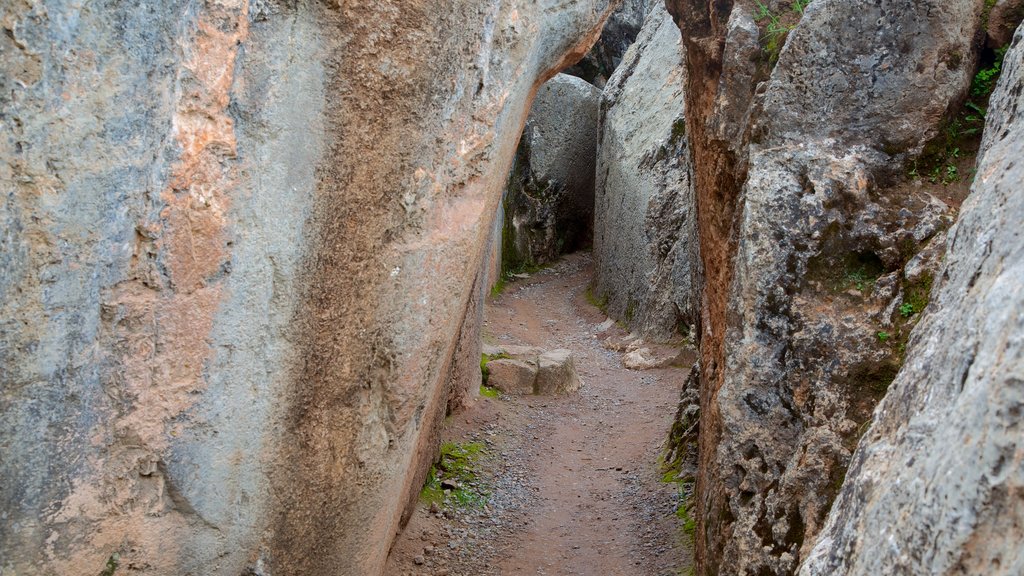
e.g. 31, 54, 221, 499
387, 253, 693, 575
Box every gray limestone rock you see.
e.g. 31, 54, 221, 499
502, 74, 601, 270
665, 0, 990, 573
593, 4, 698, 341
564, 0, 655, 87
801, 25, 1024, 576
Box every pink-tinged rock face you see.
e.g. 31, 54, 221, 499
0, 1, 618, 575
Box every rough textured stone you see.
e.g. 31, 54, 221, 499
988, 0, 1024, 47
564, 0, 654, 87
0, 1, 618, 575
535, 349, 582, 395
486, 358, 539, 395
483, 343, 544, 358
502, 74, 601, 270
593, 3, 697, 341
664, 0, 987, 573
801, 26, 1024, 576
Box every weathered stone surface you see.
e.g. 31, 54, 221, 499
483, 343, 544, 358
0, 1, 617, 575
564, 0, 654, 87
665, 0, 987, 573
502, 73, 601, 270
535, 349, 582, 395
988, 0, 1024, 47
801, 25, 1024, 576
593, 3, 697, 341
486, 358, 539, 395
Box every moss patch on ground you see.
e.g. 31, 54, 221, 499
420, 441, 490, 509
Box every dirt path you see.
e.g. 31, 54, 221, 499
386, 253, 693, 576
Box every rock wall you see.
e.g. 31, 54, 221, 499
593, 3, 697, 341
502, 73, 601, 271
801, 25, 1024, 576
564, 0, 653, 87
0, 1, 617, 575
664, 0, 990, 573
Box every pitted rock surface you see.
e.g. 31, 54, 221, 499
802, 25, 1024, 576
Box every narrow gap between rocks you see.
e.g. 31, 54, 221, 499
385, 4, 698, 574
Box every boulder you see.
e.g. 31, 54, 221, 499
483, 343, 544, 358
0, 1, 617, 574
593, 3, 698, 341
563, 0, 654, 87
665, 0, 989, 573
987, 0, 1024, 48
486, 359, 539, 395
502, 74, 601, 270
535, 349, 582, 395
801, 24, 1024, 576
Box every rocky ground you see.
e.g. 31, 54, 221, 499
385, 253, 694, 575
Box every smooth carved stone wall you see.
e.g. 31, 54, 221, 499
0, 1, 618, 574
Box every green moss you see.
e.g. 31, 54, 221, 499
480, 352, 511, 385
420, 441, 490, 509
670, 118, 687, 146
584, 285, 610, 314
479, 384, 500, 399
904, 273, 933, 316
489, 277, 507, 297
100, 554, 119, 576
679, 505, 697, 537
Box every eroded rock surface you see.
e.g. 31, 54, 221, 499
502, 74, 601, 270
593, 3, 698, 341
664, 0, 989, 573
0, 1, 617, 575
801, 26, 1024, 576
564, 0, 654, 87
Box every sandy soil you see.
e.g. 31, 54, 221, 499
385, 252, 694, 576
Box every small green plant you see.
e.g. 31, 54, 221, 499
877, 331, 891, 343
972, 45, 1009, 99
899, 302, 915, 318
585, 286, 610, 314
903, 274, 933, 319
479, 384, 500, 399
910, 43, 1009, 185
420, 441, 489, 509
100, 554, 120, 576
755, 1, 812, 63
944, 163, 960, 184
846, 268, 872, 291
